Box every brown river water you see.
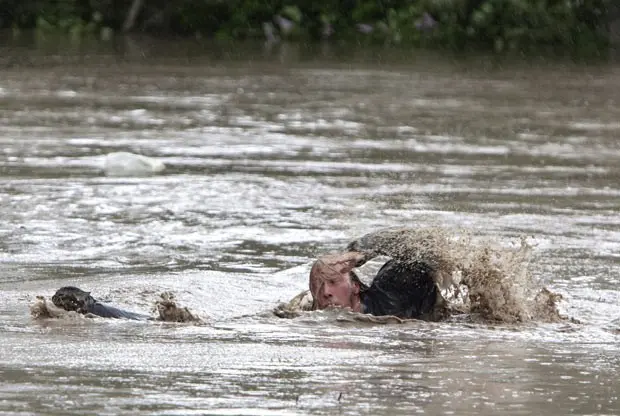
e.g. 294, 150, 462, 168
1, 34, 620, 415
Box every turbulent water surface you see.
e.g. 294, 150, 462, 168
1, 35, 620, 415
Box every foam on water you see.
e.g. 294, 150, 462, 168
103, 152, 166, 177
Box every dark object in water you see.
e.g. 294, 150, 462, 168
347, 227, 449, 320
52, 286, 151, 320
360, 259, 440, 319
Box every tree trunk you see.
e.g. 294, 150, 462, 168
122, 0, 144, 33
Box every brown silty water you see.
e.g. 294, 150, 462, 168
1, 35, 620, 415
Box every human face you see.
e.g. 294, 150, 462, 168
309, 253, 363, 311
313, 272, 358, 309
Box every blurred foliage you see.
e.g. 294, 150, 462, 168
0, 0, 614, 53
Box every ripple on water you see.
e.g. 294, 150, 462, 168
1, 48, 620, 415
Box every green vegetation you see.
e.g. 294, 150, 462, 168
0, 0, 614, 54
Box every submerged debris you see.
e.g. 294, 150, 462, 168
31, 290, 204, 324
273, 290, 313, 319
154, 292, 203, 323
30, 296, 77, 319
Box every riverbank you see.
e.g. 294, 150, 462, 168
0, 0, 615, 56
0, 31, 617, 73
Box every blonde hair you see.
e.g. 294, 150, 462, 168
309, 252, 366, 310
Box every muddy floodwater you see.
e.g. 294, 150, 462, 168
1, 35, 620, 415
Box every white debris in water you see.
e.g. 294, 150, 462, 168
569, 121, 620, 130
55, 90, 78, 98
102, 152, 166, 177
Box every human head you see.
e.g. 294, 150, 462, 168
309, 252, 366, 311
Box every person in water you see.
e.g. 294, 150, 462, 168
308, 234, 444, 320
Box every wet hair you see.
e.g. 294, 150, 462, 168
309, 252, 366, 310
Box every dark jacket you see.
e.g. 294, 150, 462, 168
360, 259, 439, 319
